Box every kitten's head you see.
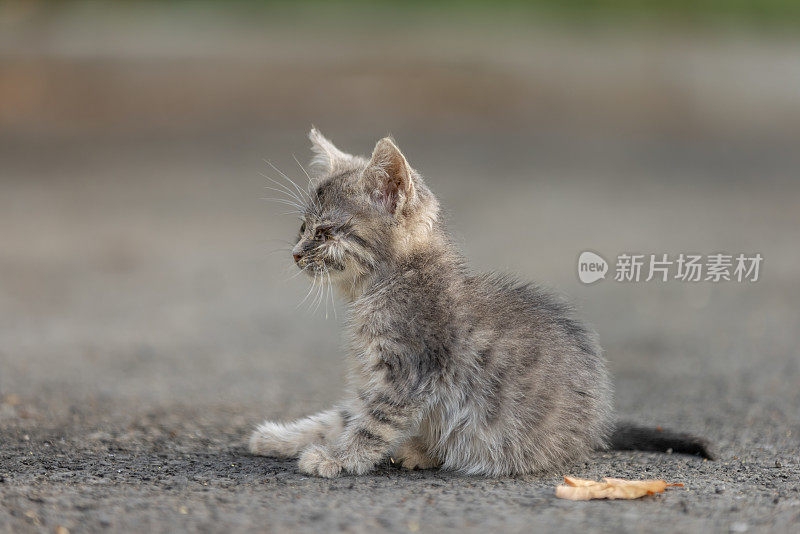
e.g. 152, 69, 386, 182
291, 128, 440, 295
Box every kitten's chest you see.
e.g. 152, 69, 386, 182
345, 318, 398, 376
344, 301, 430, 387
346, 291, 411, 357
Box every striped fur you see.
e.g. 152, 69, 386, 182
249, 130, 614, 477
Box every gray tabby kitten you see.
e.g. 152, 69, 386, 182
249, 129, 712, 477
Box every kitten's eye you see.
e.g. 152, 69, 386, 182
300, 222, 306, 234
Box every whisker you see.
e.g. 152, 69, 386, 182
287, 156, 323, 212
297, 271, 318, 308
314, 276, 325, 313
260, 195, 301, 204
325, 265, 337, 320
262, 184, 304, 205
309, 276, 320, 313
261, 180, 306, 208
278, 260, 304, 281
314, 272, 326, 313
287, 266, 309, 280
259, 168, 304, 199
314, 273, 325, 313
264, 159, 313, 207
292, 153, 313, 187
260, 172, 308, 210
293, 153, 322, 212
261, 197, 304, 209
322, 264, 329, 319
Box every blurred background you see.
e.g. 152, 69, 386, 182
1, 1, 799, 529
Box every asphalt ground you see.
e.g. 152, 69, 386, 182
1, 7, 799, 532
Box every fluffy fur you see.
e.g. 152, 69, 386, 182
249, 129, 704, 478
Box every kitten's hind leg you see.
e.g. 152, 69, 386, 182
394, 437, 441, 470
248, 408, 348, 457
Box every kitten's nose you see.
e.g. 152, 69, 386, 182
293, 253, 302, 264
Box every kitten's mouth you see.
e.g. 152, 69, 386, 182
293, 253, 315, 270
295, 256, 345, 274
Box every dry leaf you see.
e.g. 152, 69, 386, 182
556, 476, 683, 501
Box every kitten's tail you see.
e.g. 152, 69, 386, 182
609, 423, 716, 460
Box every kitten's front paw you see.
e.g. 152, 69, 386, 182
298, 444, 342, 478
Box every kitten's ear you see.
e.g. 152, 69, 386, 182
308, 127, 356, 177
364, 137, 415, 215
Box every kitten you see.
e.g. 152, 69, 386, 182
249, 129, 713, 477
